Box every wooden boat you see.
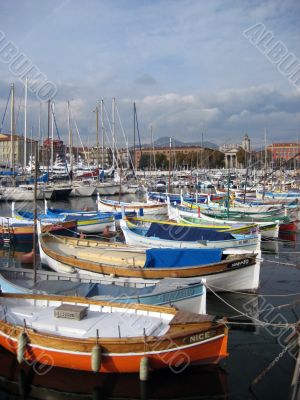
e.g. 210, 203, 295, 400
0, 293, 228, 373
0, 345, 228, 399
0, 267, 206, 314
120, 219, 261, 251
148, 191, 224, 204
181, 199, 286, 218
0, 217, 77, 245
171, 205, 279, 237
44, 201, 136, 227
13, 206, 116, 235
168, 203, 283, 238
38, 233, 261, 291
256, 189, 300, 201
131, 215, 258, 235
196, 209, 295, 234
97, 196, 167, 216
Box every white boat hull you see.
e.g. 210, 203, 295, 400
69, 186, 95, 197
39, 238, 261, 292
170, 204, 279, 238
120, 220, 260, 251
98, 201, 167, 216
96, 183, 120, 195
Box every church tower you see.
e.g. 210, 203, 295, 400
242, 133, 250, 152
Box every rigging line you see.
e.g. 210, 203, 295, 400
102, 102, 121, 168
51, 106, 69, 175
73, 119, 91, 173
263, 259, 299, 268
0, 87, 12, 133
115, 103, 135, 172
134, 105, 142, 153
15, 93, 23, 130
206, 283, 300, 297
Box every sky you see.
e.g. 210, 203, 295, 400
0, 0, 299, 149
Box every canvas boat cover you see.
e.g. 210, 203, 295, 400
145, 222, 234, 241
144, 248, 222, 268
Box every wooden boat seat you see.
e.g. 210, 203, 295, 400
75, 250, 145, 267
53, 242, 146, 267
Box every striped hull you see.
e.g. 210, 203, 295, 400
77, 218, 115, 233
0, 221, 77, 244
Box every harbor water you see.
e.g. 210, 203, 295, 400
0, 196, 299, 399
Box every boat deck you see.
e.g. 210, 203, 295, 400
2, 300, 171, 339
50, 240, 146, 267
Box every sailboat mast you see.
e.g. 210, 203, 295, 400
51, 102, 54, 173
38, 102, 41, 164
133, 102, 136, 171
112, 97, 116, 168
100, 99, 105, 169
67, 101, 73, 179
95, 105, 99, 171
168, 137, 172, 191
24, 77, 28, 171
47, 99, 50, 179
10, 83, 15, 179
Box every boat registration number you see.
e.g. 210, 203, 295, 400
184, 329, 217, 344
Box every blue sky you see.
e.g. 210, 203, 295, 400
0, 0, 299, 149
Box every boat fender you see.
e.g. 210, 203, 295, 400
91, 343, 102, 372
17, 331, 28, 364
140, 356, 150, 381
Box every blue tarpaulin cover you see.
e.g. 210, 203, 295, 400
145, 222, 234, 241
144, 248, 222, 268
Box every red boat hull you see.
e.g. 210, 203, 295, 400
279, 221, 297, 232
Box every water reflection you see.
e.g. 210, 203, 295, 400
0, 346, 227, 400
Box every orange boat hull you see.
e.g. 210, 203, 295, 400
0, 333, 228, 373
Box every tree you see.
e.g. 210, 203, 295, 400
139, 153, 151, 169
236, 149, 246, 166
156, 153, 168, 169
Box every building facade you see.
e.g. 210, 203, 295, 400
267, 143, 300, 161
135, 146, 205, 168
0, 133, 38, 167
40, 139, 66, 165
219, 134, 251, 168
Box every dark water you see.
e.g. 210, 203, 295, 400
0, 196, 299, 399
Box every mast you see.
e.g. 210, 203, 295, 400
38, 102, 41, 164
100, 99, 105, 169
95, 105, 99, 172
51, 101, 54, 173
151, 125, 156, 171
10, 83, 15, 182
47, 99, 50, 179
168, 137, 172, 191
33, 142, 38, 284
67, 101, 73, 179
30, 127, 33, 173
112, 97, 116, 168
24, 77, 28, 170
133, 102, 136, 171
